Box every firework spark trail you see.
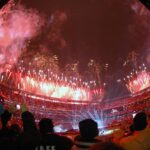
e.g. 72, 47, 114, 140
127, 71, 150, 94
19, 75, 91, 101
0, 2, 44, 72
0, 69, 105, 101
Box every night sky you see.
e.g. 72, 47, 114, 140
19, 0, 150, 98
21, 0, 149, 69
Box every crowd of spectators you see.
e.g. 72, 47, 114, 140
0, 85, 150, 149
0, 110, 73, 150
0, 109, 150, 150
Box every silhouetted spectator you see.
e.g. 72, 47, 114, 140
89, 142, 125, 150
37, 118, 73, 150
21, 111, 37, 134
0, 110, 12, 136
72, 119, 100, 150
0, 110, 17, 150
39, 118, 54, 134
120, 112, 150, 150
133, 112, 147, 131
18, 111, 40, 150
10, 124, 21, 137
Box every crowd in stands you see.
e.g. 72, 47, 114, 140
1, 108, 150, 150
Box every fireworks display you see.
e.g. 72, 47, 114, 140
0, 1, 149, 102
0, 0, 44, 72
0, 67, 106, 101
0, 1, 150, 132
126, 65, 150, 94
20, 78, 90, 101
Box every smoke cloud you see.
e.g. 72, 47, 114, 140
0, 3, 44, 72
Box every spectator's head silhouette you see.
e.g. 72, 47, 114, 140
133, 112, 147, 131
1, 110, 12, 128
10, 124, 21, 136
21, 111, 37, 133
79, 119, 98, 140
39, 118, 54, 134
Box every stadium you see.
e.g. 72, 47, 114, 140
0, 1, 150, 150
0, 69, 149, 131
